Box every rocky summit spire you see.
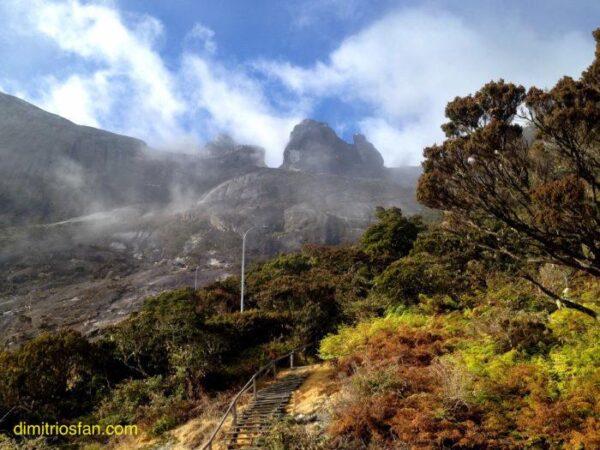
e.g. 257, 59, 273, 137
281, 119, 384, 177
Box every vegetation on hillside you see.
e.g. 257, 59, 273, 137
316, 280, 599, 449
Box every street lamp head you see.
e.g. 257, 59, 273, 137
242, 224, 269, 237
240, 224, 269, 313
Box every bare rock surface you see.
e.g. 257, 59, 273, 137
281, 119, 384, 176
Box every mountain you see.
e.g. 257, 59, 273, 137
0, 91, 265, 226
281, 119, 384, 176
0, 92, 422, 346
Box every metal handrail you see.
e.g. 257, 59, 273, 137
200, 342, 314, 449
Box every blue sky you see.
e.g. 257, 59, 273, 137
0, 0, 599, 166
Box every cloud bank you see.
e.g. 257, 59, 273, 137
259, 9, 593, 164
1, 1, 595, 166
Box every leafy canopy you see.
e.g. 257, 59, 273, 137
360, 206, 424, 265
417, 29, 600, 316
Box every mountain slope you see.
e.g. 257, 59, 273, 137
199, 167, 420, 250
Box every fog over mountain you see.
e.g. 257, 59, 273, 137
0, 92, 421, 346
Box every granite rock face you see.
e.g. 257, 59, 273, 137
203, 133, 266, 172
281, 119, 384, 176
197, 168, 419, 251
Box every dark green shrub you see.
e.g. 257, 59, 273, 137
373, 253, 453, 305
259, 253, 312, 276
360, 207, 424, 266
205, 310, 293, 350
195, 277, 240, 314
0, 330, 121, 426
107, 288, 205, 377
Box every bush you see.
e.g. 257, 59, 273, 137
0, 330, 121, 427
360, 207, 424, 266
261, 418, 328, 449
195, 277, 240, 314
323, 279, 600, 448
95, 376, 166, 426
94, 375, 193, 436
150, 414, 179, 436
248, 268, 341, 342
107, 288, 205, 377
373, 253, 454, 305
319, 310, 431, 360
257, 253, 312, 276
205, 310, 293, 351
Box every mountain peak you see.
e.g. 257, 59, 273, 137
281, 119, 384, 177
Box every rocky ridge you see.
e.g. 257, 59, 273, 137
281, 119, 384, 176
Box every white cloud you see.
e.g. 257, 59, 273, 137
186, 23, 217, 54
1, 1, 596, 167
40, 73, 108, 127
182, 55, 305, 166
2, 0, 303, 161
260, 9, 595, 164
8, 0, 190, 147
358, 117, 433, 166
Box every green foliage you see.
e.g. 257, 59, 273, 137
150, 414, 179, 436
0, 435, 53, 450
247, 256, 342, 342
107, 288, 297, 394
259, 253, 312, 275
0, 330, 122, 426
205, 310, 293, 351
303, 244, 370, 276
108, 288, 208, 377
319, 310, 430, 360
417, 29, 600, 297
195, 277, 240, 314
547, 309, 600, 391
360, 207, 424, 265
4, 154, 599, 448
94, 375, 192, 437
373, 253, 451, 304
96, 376, 166, 426
350, 365, 406, 397
261, 418, 329, 449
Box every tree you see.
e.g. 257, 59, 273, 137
360, 207, 425, 266
0, 330, 119, 425
417, 29, 600, 317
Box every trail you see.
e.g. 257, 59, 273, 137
225, 372, 308, 449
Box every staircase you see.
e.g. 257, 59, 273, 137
225, 372, 308, 449
201, 343, 315, 450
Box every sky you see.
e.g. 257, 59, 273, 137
0, 0, 598, 167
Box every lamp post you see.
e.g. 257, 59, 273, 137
240, 225, 266, 312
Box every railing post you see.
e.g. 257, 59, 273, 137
290, 351, 295, 369
272, 364, 277, 378
253, 376, 257, 400
232, 399, 237, 427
